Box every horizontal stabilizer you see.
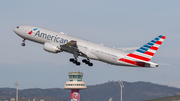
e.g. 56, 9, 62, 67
117, 47, 140, 51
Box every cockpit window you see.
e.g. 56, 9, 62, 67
16, 26, 19, 28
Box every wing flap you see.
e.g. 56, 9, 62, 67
60, 40, 84, 58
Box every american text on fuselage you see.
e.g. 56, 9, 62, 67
34, 30, 69, 44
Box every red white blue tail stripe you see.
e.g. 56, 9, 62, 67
119, 35, 166, 66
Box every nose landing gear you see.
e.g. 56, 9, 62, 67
21, 39, 26, 46
21, 43, 25, 46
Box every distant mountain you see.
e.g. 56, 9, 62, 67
81, 81, 180, 101
0, 81, 180, 101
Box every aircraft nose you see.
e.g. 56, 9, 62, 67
13, 28, 17, 33
13, 26, 19, 34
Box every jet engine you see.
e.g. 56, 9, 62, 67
43, 42, 61, 53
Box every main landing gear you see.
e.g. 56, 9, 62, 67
21, 39, 26, 46
82, 59, 93, 66
69, 58, 93, 66
69, 58, 81, 66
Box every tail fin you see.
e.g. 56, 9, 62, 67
125, 35, 166, 62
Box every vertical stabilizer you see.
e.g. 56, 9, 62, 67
125, 35, 166, 62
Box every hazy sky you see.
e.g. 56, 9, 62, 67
0, 0, 180, 89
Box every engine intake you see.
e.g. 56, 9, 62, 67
43, 42, 61, 53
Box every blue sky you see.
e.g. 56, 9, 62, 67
0, 0, 180, 89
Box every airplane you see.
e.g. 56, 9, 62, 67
13, 25, 166, 68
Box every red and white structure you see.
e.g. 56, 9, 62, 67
64, 71, 87, 101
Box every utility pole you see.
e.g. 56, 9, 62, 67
109, 97, 113, 101
119, 81, 124, 101
14, 82, 18, 101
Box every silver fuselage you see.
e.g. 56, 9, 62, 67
13, 25, 157, 67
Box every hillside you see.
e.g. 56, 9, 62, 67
0, 81, 180, 101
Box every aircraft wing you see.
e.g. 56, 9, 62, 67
60, 40, 78, 52
60, 40, 83, 58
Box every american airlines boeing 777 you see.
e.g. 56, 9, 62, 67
13, 25, 166, 67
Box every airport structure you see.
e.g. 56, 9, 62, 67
64, 71, 87, 101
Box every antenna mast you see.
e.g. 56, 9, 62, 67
119, 81, 124, 101
14, 82, 18, 101
109, 97, 113, 101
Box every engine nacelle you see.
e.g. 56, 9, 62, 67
43, 42, 61, 53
